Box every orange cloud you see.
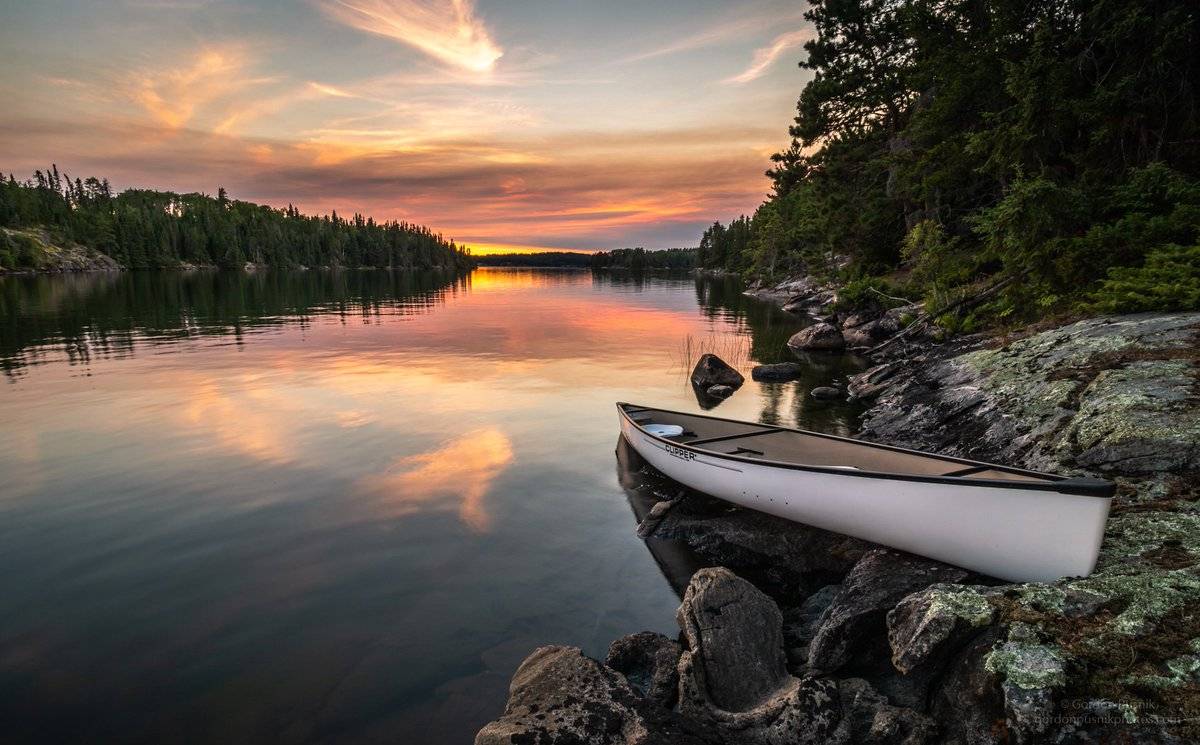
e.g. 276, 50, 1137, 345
357, 428, 514, 532
131, 47, 266, 129
320, 0, 503, 73
726, 29, 814, 84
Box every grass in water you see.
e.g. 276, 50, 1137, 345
675, 333, 751, 375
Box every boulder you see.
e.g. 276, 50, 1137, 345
605, 632, 682, 709
810, 386, 841, 400
808, 550, 970, 674
751, 362, 805, 382
475, 645, 713, 745
691, 354, 745, 390
843, 316, 902, 347
675, 568, 847, 744
887, 584, 995, 675
788, 322, 845, 352
651, 501, 872, 593
706, 384, 735, 399
676, 568, 788, 710
841, 312, 877, 329
473, 645, 649, 745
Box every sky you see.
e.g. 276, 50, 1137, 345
0, 0, 814, 253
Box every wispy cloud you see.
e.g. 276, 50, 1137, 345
620, 8, 807, 64
319, 0, 503, 73
725, 29, 813, 84
128, 46, 275, 130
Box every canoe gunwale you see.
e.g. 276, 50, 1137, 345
617, 402, 1114, 499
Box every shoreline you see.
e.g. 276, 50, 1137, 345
478, 275, 1200, 744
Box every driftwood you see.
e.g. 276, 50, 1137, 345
867, 272, 1024, 355
866, 285, 914, 305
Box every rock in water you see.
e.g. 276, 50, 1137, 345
788, 322, 846, 352
751, 362, 805, 382
706, 384, 734, 399
690, 353, 745, 389
810, 386, 841, 400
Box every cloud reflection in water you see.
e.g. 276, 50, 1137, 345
357, 428, 514, 532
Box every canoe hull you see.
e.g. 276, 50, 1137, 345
620, 416, 1110, 583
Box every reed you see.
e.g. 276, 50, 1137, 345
675, 332, 751, 374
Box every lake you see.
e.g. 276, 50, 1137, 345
0, 268, 866, 743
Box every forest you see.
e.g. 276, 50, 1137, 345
698, 0, 1199, 327
474, 251, 595, 267
588, 247, 696, 270
0, 167, 474, 272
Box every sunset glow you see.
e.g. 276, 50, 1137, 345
0, 1, 813, 251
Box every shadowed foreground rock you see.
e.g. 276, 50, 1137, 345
675, 568, 847, 745
475, 645, 715, 745
605, 632, 681, 709
807, 550, 970, 674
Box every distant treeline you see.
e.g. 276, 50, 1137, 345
698, 0, 1200, 325
0, 166, 474, 272
474, 252, 594, 267
589, 247, 696, 270
473, 247, 697, 269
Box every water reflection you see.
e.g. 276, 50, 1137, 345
358, 428, 514, 532
615, 436, 705, 599
0, 268, 868, 744
0, 269, 467, 379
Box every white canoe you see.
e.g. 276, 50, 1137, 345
618, 402, 1113, 582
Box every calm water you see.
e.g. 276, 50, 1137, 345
0, 269, 866, 744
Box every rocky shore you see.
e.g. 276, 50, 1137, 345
0, 227, 121, 273
477, 276, 1200, 744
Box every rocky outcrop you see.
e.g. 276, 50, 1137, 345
857, 313, 1200, 474
649, 494, 872, 592
886, 584, 995, 675
474, 645, 650, 745
475, 645, 714, 745
787, 322, 845, 352
751, 362, 804, 382
808, 550, 971, 674
1, 226, 121, 273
